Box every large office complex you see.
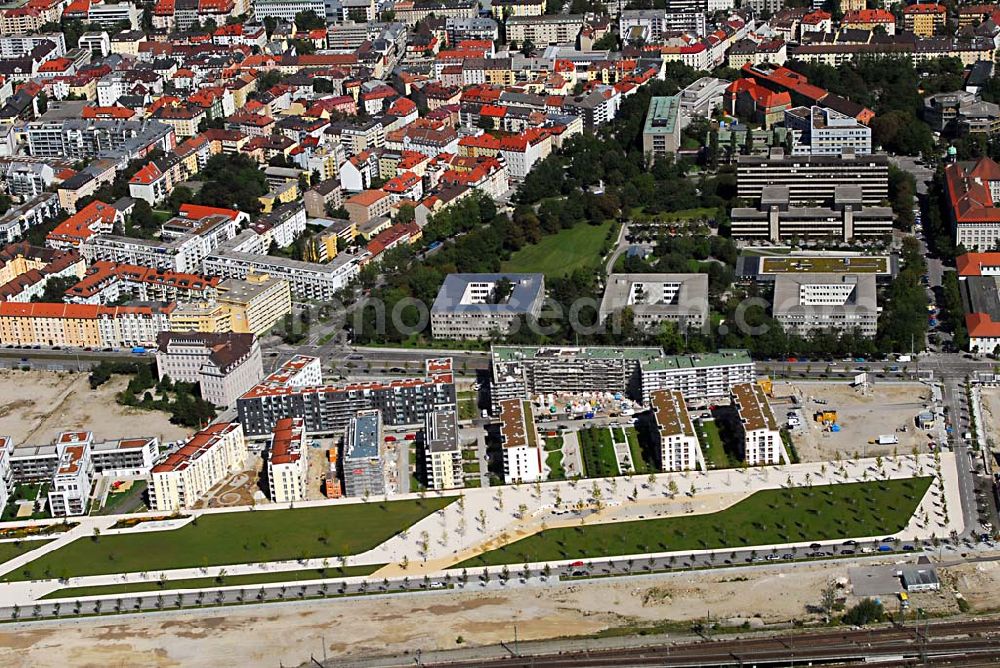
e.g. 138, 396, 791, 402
431, 273, 545, 340
783, 105, 872, 156
148, 423, 248, 512
237, 356, 456, 436
639, 349, 756, 404
641, 96, 682, 162
343, 410, 386, 497
599, 273, 709, 332
423, 410, 463, 490
772, 273, 879, 337
267, 417, 308, 503
650, 389, 704, 472
737, 148, 889, 206
499, 399, 543, 484
731, 382, 786, 466
155, 332, 265, 408
944, 157, 1000, 251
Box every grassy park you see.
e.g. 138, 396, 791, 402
545, 437, 566, 480
501, 221, 612, 277
41, 563, 384, 600
579, 428, 618, 478
457, 478, 932, 568
7, 498, 451, 582
0, 539, 51, 565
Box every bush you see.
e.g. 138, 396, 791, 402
842, 598, 884, 626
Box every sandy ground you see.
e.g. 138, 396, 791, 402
777, 381, 935, 462
0, 370, 192, 445
3, 554, 995, 668
979, 388, 1000, 452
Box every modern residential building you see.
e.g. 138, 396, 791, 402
783, 105, 872, 156
772, 273, 879, 337
267, 417, 308, 503
943, 157, 1000, 250
650, 389, 704, 472
737, 148, 889, 206
5, 431, 157, 487
639, 349, 756, 404
155, 332, 264, 407
619, 8, 707, 40
507, 14, 584, 45
490, 345, 665, 407
423, 410, 462, 490
46, 432, 92, 517
599, 273, 709, 332
148, 422, 248, 511
499, 399, 543, 484
641, 95, 682, 162
731, 382, 786, 465
730, 184, 893, 242
0, 193, 62, 245
216, 274, 292, 336
342, 410, 385, 497
431, 273, 545, 340
677, 77, 730, 128
237, 356, 456, 436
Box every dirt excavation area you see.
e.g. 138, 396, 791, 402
0, 558, 989, 668
0, 370, 191, 446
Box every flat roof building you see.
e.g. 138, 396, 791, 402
650, 389, 704, 472
499, 399, 543, 484
737, 148, 889, 207
640, 349, 755, 404
423, 409, 462, 490
343, 410, 385, 497
431, 273, 545, 340
772, 273, 879, 337
732, 382, 787, 465
642, 95, 682, 162
599, 273, 709, 332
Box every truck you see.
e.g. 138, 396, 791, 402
897, 355, 911, 363
877, 434, 899, 445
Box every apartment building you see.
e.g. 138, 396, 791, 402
26, 119, 174, 162
641, 95, 682, 162
215, 274, 292, 336
903, 3, 946, 36
772, 273, 879, 337
730, 184, 893, 242
783, 105, 872, 156
640, 349, 756, 404
0, 302, 173, 348
267, 417, 308, 503
731, 382, 786, 465
431, 273, 545, 340
237, 356, 456, 436
490, 345, 664, 407
46, 433, 92, 517
499, 399, 543, 484
423, 410, 462, 490
149, 422, 248, 511
0, 193, 61, 245
155, 332, 264, 407
737, 148, 889, 206
619, 8, 707, 40
599, 273, 708, 332
65, 262, 219, 305
650, 389, 704, 472
507, 14, 584, 45
943, 157, 1000, 250
343, 410, 385, 497
955, 252, 1000, 353
6, 431, 157, 486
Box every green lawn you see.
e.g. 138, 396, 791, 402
579, 428, 618, 478
544, 437, 564, 452
501, 221, 613, 277
41, 564, 384, 600
0, 539, 51, 565
456, 478, 931, 568
463, 461, 481, 474
699, 420, 736, 469
624, 428, 649, 474
7, 498, 451, 582
546, 450, 566, 480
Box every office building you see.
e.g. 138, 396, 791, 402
499, 399, 543, 484
784, 105, 872, 156
490, 345, 664, 406
640, 349, 755, 404
731, 382, 786, 465
155, 332, 264, 407
423, 410, 462, 490
772, 273, 879, 337
737, 148, 889, 206
599, 273, 708, 332
217, 274, 292, 336
730, 184, 893, 242
641, 96, 682, 162
343, 410, 385, 497
237, 356, 456, 436
957, 252, 1000, 353
267, 417, 308, 503
944, 157, 1000, 250
650, 389, 704, 472
431, 273, 545, 340
678, 77, 730, 128
149, 423, 248, 511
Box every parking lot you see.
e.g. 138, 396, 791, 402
777, 381, 939, 462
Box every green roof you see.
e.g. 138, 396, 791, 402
640, 349, 753, 371
492, 346, 664, 362
644, 96, 680, 136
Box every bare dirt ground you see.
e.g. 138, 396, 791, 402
979, 388, 1000, 451
2, 557, 986, 668
0, 370, 191, 445
777, 381, 935, 462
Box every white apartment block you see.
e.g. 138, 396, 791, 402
506, 14, 584, 45
650, 389, 704, 472
267, 417, 308, 503
499, 399, 543, 484
424, 410, 462, 490
732, 382, 787, 466
640, 349, 755, 404
149, 422, 248, 511
47, 434, 92, 517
